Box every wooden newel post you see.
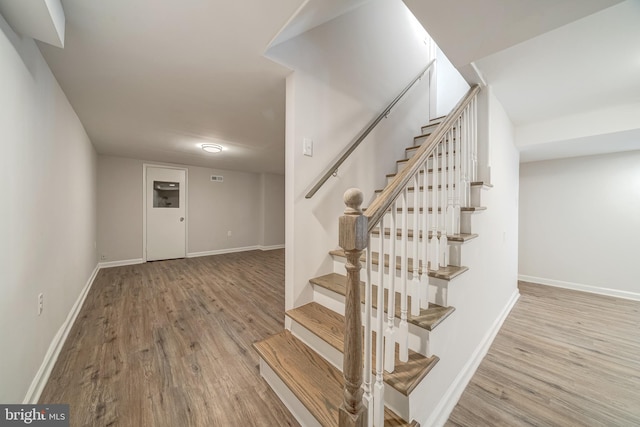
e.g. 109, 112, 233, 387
338, 188, 368, 427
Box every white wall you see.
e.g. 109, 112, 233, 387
435, 46, 470, 117
268, 0, 434, 309
97, 156, 284, 262
519, 150, 640, 300
260, 173, 286, 248
0, 15, 97, 402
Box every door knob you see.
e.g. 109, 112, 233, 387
179, 217, 185, 222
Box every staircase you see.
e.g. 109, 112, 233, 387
255, 86, 488, 426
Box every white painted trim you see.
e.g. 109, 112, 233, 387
259, 244, 285, 251
518, 275, 640, 302
142, 164, 189, 262
187, 246, 261, 258
426, 289, 520, 427
23, 263, 101, 404
258, 359, 321, 427
98, 258, 144, 268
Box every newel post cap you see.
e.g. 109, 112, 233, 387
343, 188, 363, 215
339, 188, 368, 251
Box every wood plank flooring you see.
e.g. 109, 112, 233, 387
39, 249, 300, 427
447, 281, 640, 427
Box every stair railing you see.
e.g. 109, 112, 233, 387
305, 59, 436, 199
338, 85, 480, 427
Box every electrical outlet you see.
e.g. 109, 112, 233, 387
38, 293, 43, 316
100, 254, 107, 261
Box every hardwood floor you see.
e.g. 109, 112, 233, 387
447, 281, 640, 427
39, 249, 300, 427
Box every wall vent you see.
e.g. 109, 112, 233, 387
210, 175, 224, 182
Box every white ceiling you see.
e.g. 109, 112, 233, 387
405, 0, 640, 162
37, 0, 305, 174
25, 0, 640, 170
474, 0, 640, 126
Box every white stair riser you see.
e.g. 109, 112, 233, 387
376, 189, 456, 206
312, 286, 431, 355
374, 185, 482, 208
387, 171, 461, 185
373, 210, 475, 235
368, 235, 466, 267
330, 257, 452, 310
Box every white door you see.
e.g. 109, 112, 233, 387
146, 167, 186, 261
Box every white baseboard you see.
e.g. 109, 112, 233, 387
427, 288, 520, 427
98, 258, 144, 268
187, 246, 260, 258
519, 275, 640, 302
258, 244, 285, 251
23, 264, 101, 404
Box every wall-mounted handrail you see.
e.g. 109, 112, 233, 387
364, 84, 480, 231
305, 59, 436, 199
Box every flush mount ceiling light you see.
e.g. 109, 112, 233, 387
201, 143, 223, 153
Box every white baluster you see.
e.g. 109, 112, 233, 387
454, 118, 461, 234
411, 174, 421, 316
430, 146, 440, 272
399, 190, 409, 363
447, 129, 455, 235
364, 245, 373, 426
373, 216, 385, 427
439, 140, 448, 268
472, 98, 478, 182
462, 108, 470, 208
420, 163, 430, 309
384, 202, 397, 373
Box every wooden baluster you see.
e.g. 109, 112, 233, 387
399, 189, 409, 363
373, 215, 385, 427
339, 189, 367, 427
420, 162, 430, 309
411, 174, 421, 316
384, 200, 397, 374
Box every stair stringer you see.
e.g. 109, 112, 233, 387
408, 184, 521, 427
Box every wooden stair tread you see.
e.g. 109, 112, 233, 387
371, 227, 478, 243
287, 302, 439, 396
310, 272, 456, 330
329, 249, 468, 281
254, 331, 415, 426
364, 206, 486, 214
470, 180, 493, 188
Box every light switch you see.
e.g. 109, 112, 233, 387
303, 138, 313, 157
